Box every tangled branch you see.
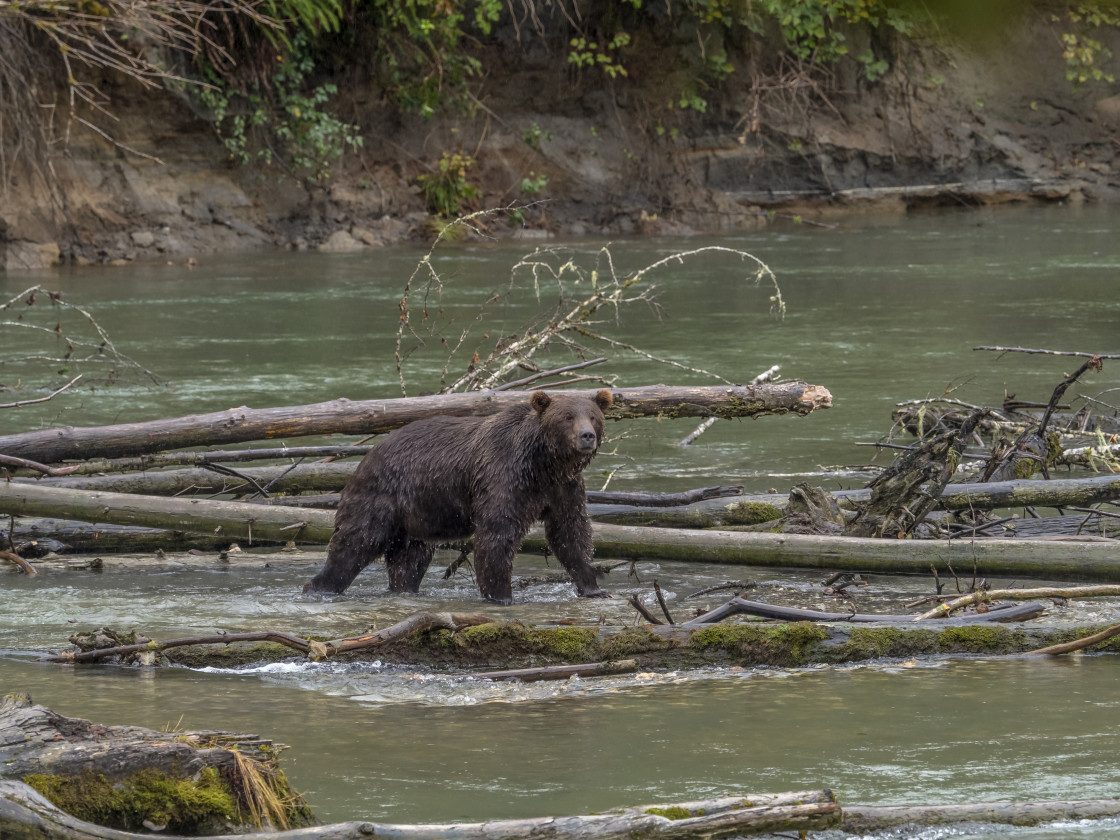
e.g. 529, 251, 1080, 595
0, 285, 161, 404
394, 215, 785, 395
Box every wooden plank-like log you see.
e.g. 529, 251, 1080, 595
0, 382, 832, 464
0, 780, 839, 840
0, 483, 335, 545
530, 522, 1120, 582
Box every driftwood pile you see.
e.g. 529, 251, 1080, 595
0, 381, 830, 560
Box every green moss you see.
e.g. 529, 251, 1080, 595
829, 627, 941, 662
599, 626, 674, 658
166, 642, 292, 669
723, 502, 783, 526
936, 624, 1026, 654
528, 627, 600, 661
24, 768, 238, 834
646, 806, 693, 820
689, 622, 828, 667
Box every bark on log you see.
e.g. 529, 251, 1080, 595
528, 522, 1120, 582
0, 484, 334, 545
0, 781, 839, 840
682, 596, 1046, 626
470, 660, 639, 682
24, 463, 357, 497
912, 585, 1120, 621
5, 518, 276, 555
590, 475, 1120, 527
0, 382, 832, 464
841, 799, 1120, 833
0, 694, 276, 782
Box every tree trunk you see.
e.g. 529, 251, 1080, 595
0, 780, 839, 840
841, 799, 1120, 833
528, 522, 1120, 582
0, 382, 832, 464
7, 518, 279, 555
590, 475, 1120, 527
0, 695, 312, 834
25, 463, 357, 497
0, 484, 334, 545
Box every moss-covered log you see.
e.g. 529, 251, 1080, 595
153, 619, 1120, 672
0, 694, 312, 834
0, 781, 838, 840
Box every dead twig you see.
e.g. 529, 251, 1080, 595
0, 550, 37, 575
1026, 623, 1120, 655
912, 585, 1120, 621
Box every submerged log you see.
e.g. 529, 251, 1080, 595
0, 382, 832, 464
49, 614, 1120, 673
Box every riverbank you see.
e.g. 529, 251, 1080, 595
1, 9, 1118, 272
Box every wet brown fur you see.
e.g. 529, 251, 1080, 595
302, 390, 613, 604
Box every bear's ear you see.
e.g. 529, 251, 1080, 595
594, 389, 613, 411
530, 391, 552, 414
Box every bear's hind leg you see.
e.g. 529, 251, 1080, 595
386, 539, 434, 593
302, 517, 391, 595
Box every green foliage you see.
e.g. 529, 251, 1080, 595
1056, 3, 1119, 84
523, 122, 551, 149
417, 151, 478, 216
198, 33, 361, 185
363, 0, 487, 118
261, 0, 344, 46
519, 172, 548, 195
568, 33, 631, 78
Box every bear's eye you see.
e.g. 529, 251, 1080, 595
564, 413, 574, 421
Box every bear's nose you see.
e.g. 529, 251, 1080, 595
579, 430, 597, 449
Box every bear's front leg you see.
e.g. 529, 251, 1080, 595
472, 524, 520, 605
543, 488, 609, 599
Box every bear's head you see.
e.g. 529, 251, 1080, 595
530, 389, 613, 460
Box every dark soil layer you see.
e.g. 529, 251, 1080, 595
2, 10, 1119, 270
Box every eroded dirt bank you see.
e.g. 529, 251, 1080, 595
2, 13, 1118, 272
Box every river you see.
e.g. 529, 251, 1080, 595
2, 203, 1119, 837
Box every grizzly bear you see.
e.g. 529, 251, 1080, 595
301, 389, 614, 604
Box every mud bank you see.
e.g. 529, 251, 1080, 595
2, 14, 1118, 272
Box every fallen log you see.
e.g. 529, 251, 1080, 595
0, 695, 312, 833
912, 585, 1120, 620
46, 445, 374, 477
0, 382, 832, 464
682, 596, 1046, 626
47, 616, 1120, 672
24, 462, 357, 497
841, 798, 1120, 833
0, 483, 335, 545
0, 781, 837, 840
470, 660, 639, 682
42, 612, 492, 664
589, 475, 1120, 527
4, 518, 275, 555
530, 522, 1120, 582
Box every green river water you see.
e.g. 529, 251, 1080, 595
2, 203, 1119, 837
